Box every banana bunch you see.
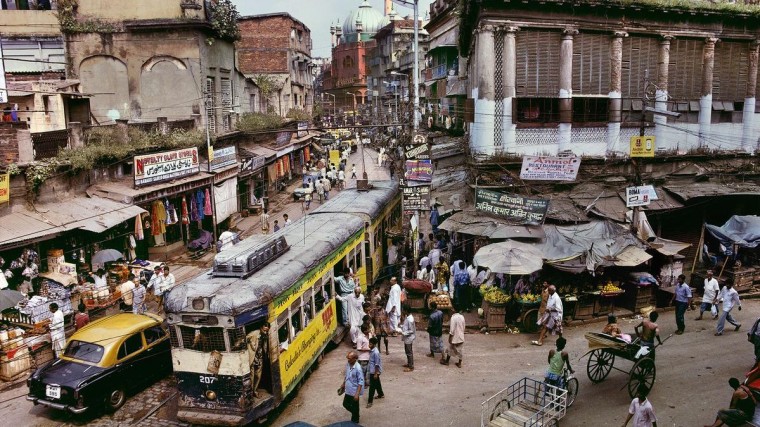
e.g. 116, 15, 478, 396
518, 293, 541, 304
479, 285, 495, 296
484, 288, 511, 304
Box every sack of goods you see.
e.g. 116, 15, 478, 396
403, 279, 433, 294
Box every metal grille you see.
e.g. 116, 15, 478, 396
494, 29, 505, 148
31, 129, 69, 160
169, 325, 180, 348
228, 327, 246, 351
179, 326, 226, 352
206, 77, 216, 134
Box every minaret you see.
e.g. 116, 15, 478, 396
335, 19, 342, 47
330, 22, 336, 48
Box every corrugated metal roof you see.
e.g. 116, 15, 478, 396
663, 182, 760, 202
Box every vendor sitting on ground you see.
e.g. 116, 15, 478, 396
602, 314, 632, 343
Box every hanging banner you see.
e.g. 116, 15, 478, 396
134, 147, 200, 187
404, 160, 433, 182
0, 173, 9, 203
626, 186, 653, 207
402, 185, 431, 210
210, 146, 237, 171
520, 156, 581, 181
630, 136, 655, 157
475, 188, 549, 223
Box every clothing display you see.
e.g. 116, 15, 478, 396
134, 213, 144, 240
204, 188, 213, 216
181, 196, 190, 225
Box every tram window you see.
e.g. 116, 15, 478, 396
179, 326, 226, 352
228, 326, 246, 351
356, 246, 363, 269
169, 325, 180, 347
278, 323, 290, 352
314, 283, 326, 312
323, 276, 333, 298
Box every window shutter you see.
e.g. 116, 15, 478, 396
572, 33, 611, 95
668, 39, 703, 100
621, 36, 659, 99
220, 78, 232, 132
714, 41, 748, 102
206, 77, 216, 134
516, 30, 561, 97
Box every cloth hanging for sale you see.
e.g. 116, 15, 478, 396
190, 194, 199, 222
195, 190, 205, 221
151, 201, 166, 235
134, 213, 144, 240
204, 188, 213, 216
181, 196, 190, 225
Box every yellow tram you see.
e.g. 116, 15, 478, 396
164, 182, 400, 425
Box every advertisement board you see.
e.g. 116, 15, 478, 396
520, 156, 581, 181
297, 122, 308, 138
405, 143, 431, 161
133, 147, 200, 187
210, 146, 237, 171
0, 173, 9, 203
475, 188, 549, 223
626, 186, 654, 207
404, 160, 433, 182
402, 185, 431, 210
630, 136, 655, 157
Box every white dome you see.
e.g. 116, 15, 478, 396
342, 0, 390, 42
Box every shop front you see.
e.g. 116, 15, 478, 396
238, 144, 276, 212
87, 147, 216, 261
209, 145, 241, 236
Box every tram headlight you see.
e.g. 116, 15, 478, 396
192, 298, 205, 310
205, 390, 217, 401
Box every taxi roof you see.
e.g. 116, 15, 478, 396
72, 313, 161, 347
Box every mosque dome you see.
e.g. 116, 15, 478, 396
341, 0, 390, 43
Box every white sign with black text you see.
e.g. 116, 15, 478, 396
626, 186, 656, 207
520, 156, 581, 181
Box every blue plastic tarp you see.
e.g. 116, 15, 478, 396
705, 215, 760, 249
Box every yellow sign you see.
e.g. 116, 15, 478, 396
278, 299, 337, 394
630, 136, 655, 157
208, 145, 214, 162
0, 173, 9, 203
329, 149, 341, 168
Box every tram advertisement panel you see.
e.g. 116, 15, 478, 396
279, 300, 338, 394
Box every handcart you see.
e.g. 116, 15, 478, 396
481, 377, 567, 427
583, 332, 663, 399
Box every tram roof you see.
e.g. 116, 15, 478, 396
309, 180, 398, 219
166, 212, 366, 316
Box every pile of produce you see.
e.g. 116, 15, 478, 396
480, 285, 511, 304
516, 293, 541, 305
601, 282, 624, 295
429, 293, 452, 309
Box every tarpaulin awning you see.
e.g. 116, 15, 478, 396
647, 237, 691, 256
39, 271, 79, 286
706, 215, 760, 248
0, 197, 146, 250
612, 245, 653, 267
239, 144, 277, 160
438, 211, 545, 240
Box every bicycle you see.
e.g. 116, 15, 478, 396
543, 367, 579, 408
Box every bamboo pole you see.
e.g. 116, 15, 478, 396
691, 223, 705, 275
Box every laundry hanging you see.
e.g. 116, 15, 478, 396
134, 213, 144, 240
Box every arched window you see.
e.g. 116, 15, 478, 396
343, 56, 354, 69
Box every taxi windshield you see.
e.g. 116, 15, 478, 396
63, 340, 105, 364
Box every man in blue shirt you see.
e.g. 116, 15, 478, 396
367, 337, 385, 408
670, 274, 692, 335
453, 261, 470, 311
338, 351, 364, 423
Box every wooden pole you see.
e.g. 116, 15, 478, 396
691, 223, 705, 275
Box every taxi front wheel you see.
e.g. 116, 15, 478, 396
105, 387, 126, 412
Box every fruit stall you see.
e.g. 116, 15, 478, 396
479, 286, 510, 330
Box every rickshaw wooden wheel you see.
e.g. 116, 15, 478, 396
627, 357, 656, 399
586, 349, 614, 383
521, 308, 540, 333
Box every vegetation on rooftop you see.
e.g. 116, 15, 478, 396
56, 0, 117, 34
237, 112, 285, 133
286, 108, 312, 122
209, 0, 241, 41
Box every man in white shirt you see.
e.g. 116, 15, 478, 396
49, 303, 66, 358
442, 305, 466, 368
715, 282, 742, 336
147, 266, 163, 302
119, 273, 136, 312
385, 278, 402, 333
533, 285, 563, 346
697, 270, 721, 320
283, 214, 292, 227
623, 386, 657, 427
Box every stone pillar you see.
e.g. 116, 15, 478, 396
68, 122, 84, 149
472, 24, 496, 155
558, 28, 578, 153
699, 37, 719, 148
654, 35, 673, 151
607, 31, 627, 155
157, 116, 168, 135
502, 26, 519, 152
743, 40, 759, 153
115, 119, 129, 144
192, 113, 202, 130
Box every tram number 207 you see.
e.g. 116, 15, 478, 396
200, 376, 217, 384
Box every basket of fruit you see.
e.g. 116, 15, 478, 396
516, 293, 541, 306
481, 286, 511, 306
600, 282, 625, 297
428, 293, 452, 310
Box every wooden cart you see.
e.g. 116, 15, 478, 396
583, 332, 657, 399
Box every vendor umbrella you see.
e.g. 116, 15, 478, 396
0, 289, 25, 312
473, 240, 544, 275
91, 249, 124, 270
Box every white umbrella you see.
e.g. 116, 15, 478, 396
473, 240, 544, 275
91, 249, 124, 270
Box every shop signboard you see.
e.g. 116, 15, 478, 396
404, 160, 433, 182
475, 188, 549, 223
0, 173, 9, 203
276, 131, 292, 146
210, 146, 237, 171
402, 185, 431, 210
520, 155, 581, 181
405, 143, 430, 161
134, 147, 200, 187
625, 186, 656, 207
630, 136, 655, 157
297, 121, 308, 138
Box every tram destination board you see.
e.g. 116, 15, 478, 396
403, 185, 431, 210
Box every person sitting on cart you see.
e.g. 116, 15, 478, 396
704, 377, 756, 427
544, 336, 573, 389
603, 314, 632, 343
635, 311, 663, 358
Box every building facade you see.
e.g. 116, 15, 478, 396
237, 13, 314, 116
461, 0, 760, 156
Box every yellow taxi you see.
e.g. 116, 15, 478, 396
27, 313, 172, 414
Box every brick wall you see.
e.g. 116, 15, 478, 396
237, 15, 312, 74
0, 123, 30, 166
